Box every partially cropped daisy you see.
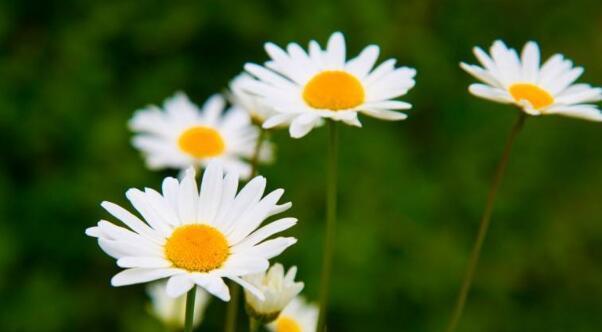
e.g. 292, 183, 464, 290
268, 296, 318, 332
244, 263, 304, 322
86, 162, 297, 301
146, 280, 210, 328
130, 92, 271, 179
229, 73, 278, 126
242, 31, 417, 138
461, 40, 602, 121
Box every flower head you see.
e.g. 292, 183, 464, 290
242, 31, 417, 138
461, 40, 602, 121
146, 280, 210, 328
86, 162, 297, 301
267, 296, 318, 332
244, 263, 304, 322
130, 92, 272, 179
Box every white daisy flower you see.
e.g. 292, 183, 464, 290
267, 296, 318, 332
146, 280, 210, 328
242, 31, 417, 138
461, 40, 602, 121
229, 73, 278, 126
244, 263, 304, 322
86, 162, 297, 302
130, 92, 271, 179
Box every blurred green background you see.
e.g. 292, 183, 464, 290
1, 0, 602, 331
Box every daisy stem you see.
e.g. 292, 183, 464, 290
445, 111, 527, 332
224, 127, 267, 332
249, 318, 261, 332
317, 120, 339, 332
251, 127, 268, 177
184, 287, 197, 332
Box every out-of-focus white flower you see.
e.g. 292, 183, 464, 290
147, 281, 209, 328
242, 31, 416, 138
267, 296, 318, 332
130, 92, 272, 179
244, 263, 304, 322
461, 40, 602, 121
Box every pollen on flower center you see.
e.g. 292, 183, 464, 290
302, 71, 365, 110
165, 224, 229, 272
178, 126, 225, 158
276, 316, 302, 332
508, 83, 554, 110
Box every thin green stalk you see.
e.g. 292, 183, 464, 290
249, 318, 261, 332
445, 111, 527, 332
225, 127, 267, 332
184, 287, 197, 332
317, 120, 339, 332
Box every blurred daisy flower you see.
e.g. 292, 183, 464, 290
461, 40, 602, 121
244, 263, 304, 323
242, 31, 417, 138
268, 296, 318, 332
86, 162, 297, 301
130, 92, 272, 179
229, 73, 278, 126
146, 280, 210, 329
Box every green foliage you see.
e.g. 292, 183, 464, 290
1, 0, 601, 331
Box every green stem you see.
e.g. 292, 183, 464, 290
445, 111, 527, 332
249, 318, 261, 332
317, 120, 338, 332
250, 128, 267, 177
225, 127, 267, 332
184, 287, 197, 332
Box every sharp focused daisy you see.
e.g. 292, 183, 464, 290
130, 92, 272, 179
230, 73, 278, 126
86, 162, 297, 301
147, 280, 210, 328
244, 263, 304, 322
461, 40, 602, 121
268, 296, 318, 332
241, 31, 417, 138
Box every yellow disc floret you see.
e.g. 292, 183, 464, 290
302, 71, 365, 110
178, 126, 225, 158
165, 224, 229, 272
508, 83, 554, 110
276, 316, 302, 332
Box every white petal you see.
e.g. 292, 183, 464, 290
191, 274, 231, 301
361, 109, 408, 121
198, 162, 224, 223
117, 257, 172, 268
326, 32, 346, 68
245, 237, 297, 260
232, 217, 297, 252
101, 201, 164, 244
178, 168, 199, 224
521, 41, 540, 82
111, 268, 182, 286
468, 84, 513, 104
126, 189, 172, 236
166, 275, 195, 297
289, 114, 321, 138
229, 276, 265, 301
345, 45, 379, 79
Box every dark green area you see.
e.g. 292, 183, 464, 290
1, 0, 601, 331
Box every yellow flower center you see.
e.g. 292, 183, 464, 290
508, 83, 554, 110
276, 316, 302, 332
164, 224, 229, 272
178, 126, 225, 158
302, 71, 365, 110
